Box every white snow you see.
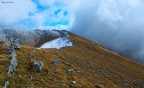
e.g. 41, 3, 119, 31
40, 37, 73, 49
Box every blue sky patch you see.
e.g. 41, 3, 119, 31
54, 9, 61, 15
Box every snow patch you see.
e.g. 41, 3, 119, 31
40, 37, 73, 49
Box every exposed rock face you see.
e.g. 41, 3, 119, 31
3, 38, 20, 88
7, 46, 18, 77
4, 39, 19, 77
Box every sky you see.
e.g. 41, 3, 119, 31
0, 0, 73, 30
0, 0, 144, 63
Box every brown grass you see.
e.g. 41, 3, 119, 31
0, 34, 144, 88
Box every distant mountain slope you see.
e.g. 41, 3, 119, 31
0, 33, 144, 88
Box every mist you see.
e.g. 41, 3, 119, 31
70, 0, 144, 63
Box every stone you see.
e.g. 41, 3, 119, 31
30, 76, 33, 80
68, 68, 74, 72
69, 81, 76, 87
10, 56, 18, 67
30, 61, 44, 71
95, 84, 104, 88
32, 50, 36, 53
77, 71, 81, 73
7, 65, 14, 77
7, 48, 18, 77
14, 44, 20, 50
61, 83, 66, 87
13, 39, 21, 50
53, 59, 59, 65
7, 48, 14, 54
104, 74, 110, 78
4, 81, 9, 88
10, 50, 17, 57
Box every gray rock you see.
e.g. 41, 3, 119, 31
7, 65, 15, 77
8, 48, 14, 54
11, 49, 17, 56
4, 81, 9, 88
10, 56, 18, 67
69, 81, 76, 87
95, 84, 104, 88
13, 39, 21, 50
68, 68, 74, 72
32, 50, 36, 53
32, 61, 44, 71
53, 59, 59, 65
7, 49, 18, 77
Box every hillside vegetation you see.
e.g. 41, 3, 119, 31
0, 33, 144, 88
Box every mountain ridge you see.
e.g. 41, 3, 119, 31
0, 32, 144, 88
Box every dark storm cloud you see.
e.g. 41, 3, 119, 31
70, 0, 144, 63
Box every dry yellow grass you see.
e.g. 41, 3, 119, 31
0, 33, 144, 88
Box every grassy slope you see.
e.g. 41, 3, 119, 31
0, 34, 144, 88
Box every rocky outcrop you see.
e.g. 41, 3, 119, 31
3, 38, 20, 87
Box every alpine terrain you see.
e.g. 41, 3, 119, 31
0, 30, 144, 88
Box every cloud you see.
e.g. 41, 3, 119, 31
31, 11, 46, 26
31, 0, 73, 30
96, 0, 123, 23
70, 0, 144, 63
0, 0, 72, 30
128, 0, 141, 7
0, 0, 36, 25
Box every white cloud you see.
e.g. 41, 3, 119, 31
96, 0, 123, 22
128, 0, 141, 7
39, 0, 55, 6
31, 12, 46, 26
0, 0, 36, 24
